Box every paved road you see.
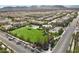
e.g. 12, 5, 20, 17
52, 14, 79, 53
0, 31, 33, 53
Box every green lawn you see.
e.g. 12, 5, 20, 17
10, 27, 48, 44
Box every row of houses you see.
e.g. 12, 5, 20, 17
28, 20, 44, 25
48, 13, 76, 26
0, 18, 11, 25
1, 21, 27, 30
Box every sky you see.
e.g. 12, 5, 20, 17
0, 0, 79, 6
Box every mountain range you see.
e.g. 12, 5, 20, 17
0, 5, 79, 11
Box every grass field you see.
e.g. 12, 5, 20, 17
10, 26, 48, 44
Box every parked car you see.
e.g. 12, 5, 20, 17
16, 41, 22, 45
8, 37, 15, 41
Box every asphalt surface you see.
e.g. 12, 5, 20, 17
52, 15, 79, 53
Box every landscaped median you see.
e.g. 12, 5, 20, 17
0, 41, 13, 53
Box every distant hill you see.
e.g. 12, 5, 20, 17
39, 5, 66, 9
0, 5, 67, 11
66, 5, 79, 8
52, 5, 66, 8
0, 6, 29, 11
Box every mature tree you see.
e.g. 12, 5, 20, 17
58, 28, 63, 35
